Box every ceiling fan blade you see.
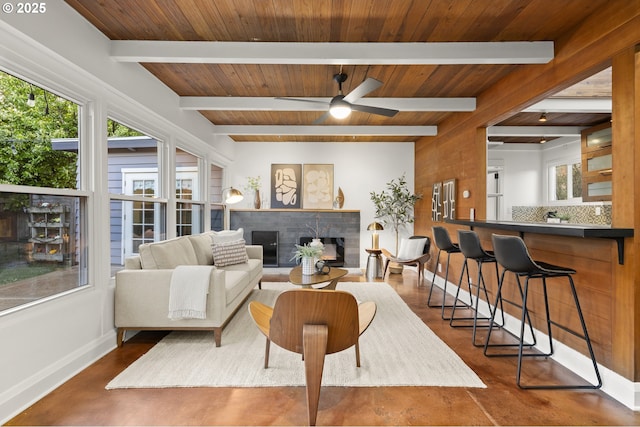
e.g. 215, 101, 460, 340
350, 103, 399, 118
312, 111, 331, 124
275, 97, 330, 107
343, 77, 383, 103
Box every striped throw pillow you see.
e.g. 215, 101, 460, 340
212, 239, 248, 267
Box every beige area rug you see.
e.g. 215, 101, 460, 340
106, 282, 485, 389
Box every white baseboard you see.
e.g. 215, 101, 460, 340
0, 330, 117, 424
427, 270, 640, 411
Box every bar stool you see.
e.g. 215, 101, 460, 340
449, 230, 505, 346
428, 226, 470, 320
487, 234, 602, 390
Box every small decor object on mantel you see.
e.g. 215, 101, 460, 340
334, 187, 345, 208
245, 176, 262, 209
291, 243, 324, 275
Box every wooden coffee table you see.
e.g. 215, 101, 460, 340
288, 265, 347, 290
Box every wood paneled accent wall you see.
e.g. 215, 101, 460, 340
415, 2, 640, 381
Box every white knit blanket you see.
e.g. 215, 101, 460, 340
168, 265, 213, 320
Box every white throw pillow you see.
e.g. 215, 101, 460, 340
397, 238, 427, 260
209, 228, 244, 245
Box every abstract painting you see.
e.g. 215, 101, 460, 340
270, 164, 302, 208
303, 164, 334, 209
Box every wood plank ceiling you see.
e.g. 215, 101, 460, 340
63, 0, 612, 143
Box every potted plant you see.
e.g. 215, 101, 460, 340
291, 243, 324, 275
370, 174, 422, 272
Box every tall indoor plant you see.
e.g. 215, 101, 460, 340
370, 174, 422, 269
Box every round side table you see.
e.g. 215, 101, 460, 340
365, 248, 383, 280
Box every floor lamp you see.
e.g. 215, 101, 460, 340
213, 187, 244, 230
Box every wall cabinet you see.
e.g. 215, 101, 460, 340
581, 122, 612, 202
27, 205, 70, 262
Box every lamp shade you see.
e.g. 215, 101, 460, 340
367, 222, 384, 231
223, 187, 244, 204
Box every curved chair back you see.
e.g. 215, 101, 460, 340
491, 234, 538, 273
269, 289, 360, 355
432, 226, 456, 251
457, 230, 487, 259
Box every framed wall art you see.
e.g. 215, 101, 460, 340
302, 164, 334, 209
442, 178, 456, 220
431, 182, 442, 222
270, 164, 302, 209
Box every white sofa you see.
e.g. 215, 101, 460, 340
115, 229, 262, 347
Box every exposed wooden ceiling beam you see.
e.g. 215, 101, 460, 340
488, 126, 586, 137
212, 125, 437, 136
111, 41, 554, 64
524, 98, 611, 113
180, 97, 476, 111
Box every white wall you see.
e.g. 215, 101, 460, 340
487, 138, 581, 219
230, 142, 415, 267
488, 145, 543, 219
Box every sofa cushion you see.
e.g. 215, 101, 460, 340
210, 228, 244, 245
219, 258, 262, 282
223, 270, 251, 304
139, 236, 199, 269
187, 232, 216, 265
212, 239, 249, 267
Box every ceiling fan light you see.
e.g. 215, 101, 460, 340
329, 100, 351, 119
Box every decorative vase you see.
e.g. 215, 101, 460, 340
254, 190, 261, 209
309, 238, 324, 265
301, 256, 315, 275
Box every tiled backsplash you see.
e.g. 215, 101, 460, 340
511, 205, 612, 225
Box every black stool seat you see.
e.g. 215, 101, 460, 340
486, 234, 602, 390
449, 230, 504, 346
428, 226, 470, 320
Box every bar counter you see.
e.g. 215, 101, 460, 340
447, 219, 633, 264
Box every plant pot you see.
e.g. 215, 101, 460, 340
389, 262, 404, 274
301, 256, 315, 275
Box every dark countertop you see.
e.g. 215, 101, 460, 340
446, 219, 633, 263
447, 219, 633, 238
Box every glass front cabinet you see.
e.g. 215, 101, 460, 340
581, 122, 612, 202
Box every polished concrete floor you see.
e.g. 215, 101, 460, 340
6, 269, 640, 426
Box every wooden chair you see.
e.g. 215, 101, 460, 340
248, 289, 376, 426
381, 235, 431, 286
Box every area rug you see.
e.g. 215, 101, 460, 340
106, 282, 485, 389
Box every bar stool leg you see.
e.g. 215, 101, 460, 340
450, 259, 503, 346
517, 275, 602, 389
428, 250, 469, 318
449, 257, 471, 323
484, 271, 537, 357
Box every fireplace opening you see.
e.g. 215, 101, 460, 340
299, 237, 345, 267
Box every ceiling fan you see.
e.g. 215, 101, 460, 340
278, 73, 399, 124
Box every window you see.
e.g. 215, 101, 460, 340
548, 160, 582, 202
175, 148, 203, 236
107, 120, 166, 270
0, 71, 87, 313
